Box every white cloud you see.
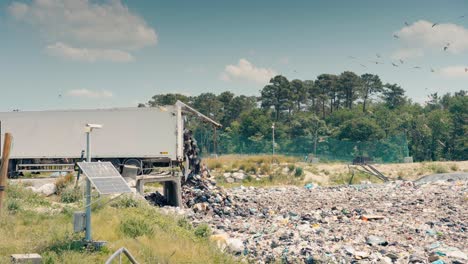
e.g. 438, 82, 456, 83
8, 0, 157, 61
439, 65, 468, 78
391, 48, 424, 60
392, 20, 468, 59
46, 42, 133, 62
220, 59, 277, 84
67, 89, 113, 98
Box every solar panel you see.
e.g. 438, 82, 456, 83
77, 162, 132, 195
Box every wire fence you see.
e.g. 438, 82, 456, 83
196, 132, 409, 164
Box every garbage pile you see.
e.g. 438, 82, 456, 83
186, 177, 468, 263
181, 175, 240, 217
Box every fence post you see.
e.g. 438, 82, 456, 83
0, 133, 13, 212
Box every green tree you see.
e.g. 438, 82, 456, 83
290, 79, 308, 111
337, 118, 385, 142
148, 93, 189, 107
382, 83, 406, 109
315, 74, 337, 118
360, 73, 383, 112
338, 71, 361, 110
261, 75, 291, 121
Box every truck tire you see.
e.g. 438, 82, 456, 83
123, 158, 143, 175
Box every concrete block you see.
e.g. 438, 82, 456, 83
11, 254, 42, 264
404, 157, 413, 163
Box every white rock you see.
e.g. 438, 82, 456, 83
35, 183, 56, 196
227, 238, 244, 253
226, 177, 235, 183
232, 172, 246, 180
223, 172, 231, 178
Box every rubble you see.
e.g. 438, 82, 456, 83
148, 173, 468, 263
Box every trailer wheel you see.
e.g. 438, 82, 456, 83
123, 159, 143, 175
7, 160, 19, 179
101, 158, 122, 172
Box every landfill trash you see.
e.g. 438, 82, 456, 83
146, 172, 467, 263
366, 235, 388, 246
304, 183, 314, 190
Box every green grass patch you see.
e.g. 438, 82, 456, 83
0, 184, 237, 264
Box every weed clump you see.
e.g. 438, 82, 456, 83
294, 167, 304, 177
120, 218, 154, 238
60, 187, 82, 203
7, 199, 21, 213
194, 223, 211, 238
450, 164, 459, 171
111, 195, 140, 208
177, 217, 193, 230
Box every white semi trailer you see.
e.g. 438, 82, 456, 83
0, 101, 220, 177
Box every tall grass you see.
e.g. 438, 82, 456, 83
0, 184, 237, 264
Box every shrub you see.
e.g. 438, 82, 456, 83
55, 174, 75, 195
60, 187, 82, 203
450, 164, 459, 171
120, 218, 154, 238
177, 217, 193, 230
288, 164, 295, 173
239, 164, 246, 171
294, 167, 303, 177
426, 164, 448, 174
111, 195, 140, 208
212, 161, 222, 169
243, 174, 253, 182
194, 223, 211, 238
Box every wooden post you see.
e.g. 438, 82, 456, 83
0, 133, 13, 212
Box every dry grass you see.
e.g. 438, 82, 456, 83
205, 155, 468, 186
204, 155, 298, 174
0, 183, 237, 264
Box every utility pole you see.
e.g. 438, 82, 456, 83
84, 124, 102, 242
0, 133, 12, 213
271, 123, 275, 156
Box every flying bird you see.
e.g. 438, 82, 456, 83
376, 53, 381, 58
393, 34, 399, 39
399, 59, 404, 64
392, 62, 399, 67
430, 68, 435, 73
432, 23, 439, 28
348, 56, 356, 59
443, 43, 450, 51
370, 60, 384, 65
405, 22, 410, 26
293, 70, 298, 73
360, 64, 367, 68
413, 66, 422, 69
458, 14, 466, 19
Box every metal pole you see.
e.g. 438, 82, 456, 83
0, 133, 13, 213
85, 131, 92, 242
314, 129, 318, 156
272, 123, 275, 156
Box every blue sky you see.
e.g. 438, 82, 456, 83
0, 0, 467, 111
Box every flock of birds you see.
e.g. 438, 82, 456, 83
346, 15, 468, 74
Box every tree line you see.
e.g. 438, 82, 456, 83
139, 72, 467, 162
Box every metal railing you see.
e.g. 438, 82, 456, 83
105, 247, 139, 264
